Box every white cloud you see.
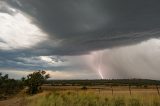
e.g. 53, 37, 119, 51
16, 56, 68, 68
40, 56, 56, 64
0, 7, 47, 50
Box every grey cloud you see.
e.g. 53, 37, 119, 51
1, 0, 160, 79
0, 1, 17, 15
4, 0, 160, 55
0, 54, 64, 70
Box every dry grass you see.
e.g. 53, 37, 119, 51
26, 87, 160, 106
0, 86, 160, 106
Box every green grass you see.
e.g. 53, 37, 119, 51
25, 90, 160, 106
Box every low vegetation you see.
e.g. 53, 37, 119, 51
22, 70, 50, 94
0, 70, 50, 100
0, 71, 160, 106
0, 73, 23, 100
25, 90, 160, 106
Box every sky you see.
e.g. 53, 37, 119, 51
0, 0, 160, 79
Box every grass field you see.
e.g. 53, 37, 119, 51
16, 86, 160, 106
0, 85, 159, 106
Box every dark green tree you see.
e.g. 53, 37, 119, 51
24, 70, 50, 94
0, 73, 23, 100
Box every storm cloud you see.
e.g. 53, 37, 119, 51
0, 0, 160, 79
3, 0, 160, 55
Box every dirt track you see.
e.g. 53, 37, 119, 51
0, 97, 21, 106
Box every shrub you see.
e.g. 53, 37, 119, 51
81, 86, 87, 90
24, 70, 50, 94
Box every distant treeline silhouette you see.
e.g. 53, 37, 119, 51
46, 79, 160, 87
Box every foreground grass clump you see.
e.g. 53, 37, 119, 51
26, 90, 160, 106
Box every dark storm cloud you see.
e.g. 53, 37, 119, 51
1, 0, 160, 77
5, 0, 160, 55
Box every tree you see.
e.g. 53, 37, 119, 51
0, 73, 23, 100
24, 70, 50, 94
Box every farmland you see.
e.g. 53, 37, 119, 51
0, 79, 160, 106
22, 86, 160, 106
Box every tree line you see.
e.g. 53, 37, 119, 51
0, 70, 50, 100
47, 79, 160, 87
0, 73, 23, 100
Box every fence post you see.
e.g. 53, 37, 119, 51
99, 88, 100, 94
129, 84, 131, 95
111, 85, 113, 95
156, 85, 160, 96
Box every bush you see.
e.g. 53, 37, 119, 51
23, 70, 50, 94
81, 86, 87, 90
0, 73, 23, 100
